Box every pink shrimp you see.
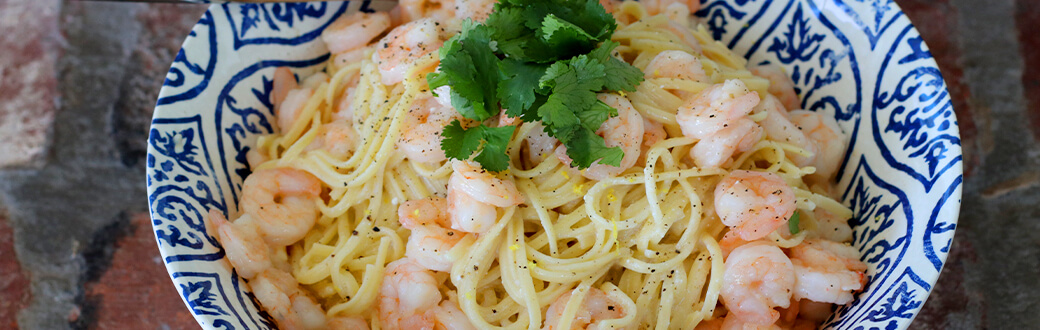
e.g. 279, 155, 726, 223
688, 118, 763, 168
251, 268, 328, 330
321, 12, 392, 55
749, 63, 800, 112
755, 94, 816, 167
373, 18, 445, 85
713, 170, 796, 241
788, 110, 847, 183
399, 97, 461, 163
676, 79, 760, 140
378, 259, 443, 329
720, 241, 796, 327
398, 197, 470, 271
446, 160, 522, 233
789, 239, 867, 304
208, 210, 271, 279
240, 168, 322, 246
542, 288, 627, 330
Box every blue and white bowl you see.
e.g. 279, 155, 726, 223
147, 1, 962, 328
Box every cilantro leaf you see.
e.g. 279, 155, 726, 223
574, 100, 616, 132
498, 59, 547, 117
540, 14, 598, 50
440, 120, 483, 160
472, 125, 516, 171
440, 121, 517, 172
427, 21, 500, 121
434, 0, 646, 172
788, 211, 801, 234
563, 128, 624, 168
589, 41, 644, 92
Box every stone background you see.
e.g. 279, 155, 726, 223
0, 0, 1035, 328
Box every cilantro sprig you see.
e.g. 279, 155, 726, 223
428, 0, 644, 171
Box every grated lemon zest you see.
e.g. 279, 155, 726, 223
559, 170, 570, 180
509, 244, 519, 251
572, 183, 585, 195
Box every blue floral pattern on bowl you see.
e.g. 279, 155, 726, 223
147, 1, 962, 328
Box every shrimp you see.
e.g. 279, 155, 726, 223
398, 197, 470, 271
644, 50, 709, 84
373, 18, 445, 85
432, 300, 478, 330
240, 168, 322, 246
277, 87, 314, 133
644, 50, 708, 81
676, 79, 760, 139
446, 160, 521, 232
755, 94, 816, 167
322, 12, 393, 55
714, 170, 796, 241
718, 230, 752, 259
454, 0, 496, 22
789, 239, 866, 304
252, 268, 328, 330
662, 21, 702, 53
720, 241, 796, 326
447, 186, 499, 233
272, 67, 298, 109
542, 288, 626, 330
688, 118, 762, 168
788, 110, 846, 182
811, 207, 853, 243
246, 149, 270, 170
327, 316, 370, 330
307, 122, 360, 158
399, 0, 455, 24
749, 64, 799, 112
208, 210, 271, 279
556, 94, 645, 180
399, 96, 459, 163
524, 122, 558, 164
379, 258, 443, 329
449, 160, 524, 207
642, 0, 701, 16
640, 117, 666, 163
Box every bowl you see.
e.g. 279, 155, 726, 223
147, 1, 962, 328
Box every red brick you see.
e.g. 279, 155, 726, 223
1015, 0, 1040, 142
0, 211, 30, 328
898, 0, 977, 176
84, 213, 198, 329
0, 0, 61, 168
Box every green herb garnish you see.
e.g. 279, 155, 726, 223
428, 0, 644, 171
788, 211, 801, 234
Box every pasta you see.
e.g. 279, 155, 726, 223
211, 1, 865, 329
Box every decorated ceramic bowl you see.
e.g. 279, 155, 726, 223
147, 1, 962, 328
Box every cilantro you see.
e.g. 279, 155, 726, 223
440, 120, 516, 172
788, 211, 801, 234
427, 22, 500, 121
498, 59, 547, 117
431, 0, 644, 171
589, 41, 644, 92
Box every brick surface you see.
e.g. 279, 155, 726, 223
1016, 0, 1040, 141
0, 0, 62, 168
0, 211, 30, 328
83, 213, 197, 329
